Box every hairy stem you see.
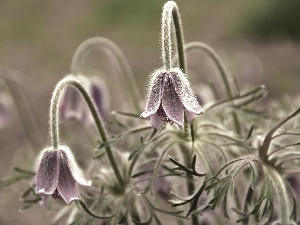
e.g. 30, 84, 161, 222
267, 166, 292, 224
161, 1, 186, 72
50, 75, 124, 186
179, 42, 242, 134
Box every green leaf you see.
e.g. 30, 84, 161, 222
230, 182, 235, 196
112, 111, 142, 119
131, 169, 154, 178
21, 186, 35, 199
1, 174, 32, 186
206, 175, 231, 190
77, 200, 114, 219
128, 144, 146, 161
187, 182, 207, 216
13, 167, 35, 175
249, 161, 258, 186
132, 216, 152, 225
93, 151, 105, 160
169, 155, 205, 177
98, 138, 118, 149
191, 205, 210, 215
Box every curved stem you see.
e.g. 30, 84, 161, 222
162, 1, 190, 132
184, 42, 233, 97
0, 75, 45, 152
177, 42, 242, 134
71, 37, 141, 112
259, 106, 300, 162
50, 75, 124, 186
161, 1, 186, 72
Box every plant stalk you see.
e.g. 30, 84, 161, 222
49, 76, 125, 187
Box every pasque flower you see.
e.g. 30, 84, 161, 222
59, 76, 109, 123
35, 145, 92, 208
141, 68, 204, 129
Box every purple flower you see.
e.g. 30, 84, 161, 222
59, 86, 86, 121
89, 76, 110, 119
35, 146, 92, 208
59, 75, 109, 124
141, 68, 204, 129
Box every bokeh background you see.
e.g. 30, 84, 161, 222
0, 0, 299, 224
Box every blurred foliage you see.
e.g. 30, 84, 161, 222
240, 0, 300, 39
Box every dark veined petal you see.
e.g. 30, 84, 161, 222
60, 146, 92, 187
35, 148, 59, 195
162, 77, 184, 128
57, 151, 80, 204
141, 69, 166, 118
170, 68, 204, 115
150, 112, 164, 130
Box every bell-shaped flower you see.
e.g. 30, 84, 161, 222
34, 145, 92, 208
141, 68, 204, 129
89, 76, 110, 119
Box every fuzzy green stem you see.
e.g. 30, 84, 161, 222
162, 4, 197, 224
71, 37, 141, 112
266, 166, 292, 224
50, 76, 124, 186
162, 1, 190, 131
180, 144, 198, 225
161, 1, 186, 72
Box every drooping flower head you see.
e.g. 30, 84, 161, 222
34, 145, 92, 208
141, 68, 204, 129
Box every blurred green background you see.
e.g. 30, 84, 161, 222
0, 0, 299, 224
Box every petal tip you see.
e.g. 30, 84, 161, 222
36, 188, 55, 195
140, 111, 149, 118
66, 196, 80, 204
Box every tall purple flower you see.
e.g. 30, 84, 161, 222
141, 68, 204, 129
34, 146, 92, 208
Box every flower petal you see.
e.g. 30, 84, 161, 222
57, 151, 80, 204
170, 68, 204, 115
90, 77, 109, 118
35, 149, 59, 195
60, 146, 92, 187
39, 195, 48, 208
185, 109, 197, 125
141, 70, 165, 118
150, 113, 164, 130
162, 77, 184, 128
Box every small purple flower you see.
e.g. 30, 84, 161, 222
34, 146, 92, 208
59, 75, 109, 124
89, 76, 110, 119
141, 68, 204, 129
59, 86, 85, 121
